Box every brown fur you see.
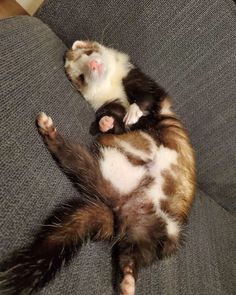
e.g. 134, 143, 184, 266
144, 98, 196, 222
98, 131, 152, 154
62, 42, 196, 294
37, 97, 195, 294
1, 52, 196, 295
65, 64, 86, 90
97, 98, 196, 228
116, 132, 152, 153
48, 203, 114, 244
98, 132, 153, 167
65, 50, 80, 61
162, 169, 177, 197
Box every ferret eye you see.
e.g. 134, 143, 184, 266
78, 74, 85, 83
85, 50, 93, 56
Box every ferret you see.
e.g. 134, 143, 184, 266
0, 41, 196, 295
65, 40, 169, 136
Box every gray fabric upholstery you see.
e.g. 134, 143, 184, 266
0, 6, 236, 295
0, 16, 93, 252
36, 0, 236, 214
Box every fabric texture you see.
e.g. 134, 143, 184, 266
0, 16, 93, 253
0, 3, 236, 295
36, 0, 236, 214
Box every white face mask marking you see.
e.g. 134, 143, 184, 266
65, 40, 132, 110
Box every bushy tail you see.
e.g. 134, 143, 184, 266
0, 198, 114, 295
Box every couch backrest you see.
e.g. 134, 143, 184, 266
37, 0, 236, 214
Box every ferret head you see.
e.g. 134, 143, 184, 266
65, 40, 132, 96
65, 40, 110, 90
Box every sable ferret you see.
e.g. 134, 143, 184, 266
0, 41, 196, 295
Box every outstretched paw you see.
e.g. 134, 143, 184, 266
123, 103, 143, 125
99, 116, 115, 132
37, 112, 56, 137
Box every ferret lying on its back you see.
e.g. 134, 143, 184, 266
0, 41, 196, 295
65, 40, 168, 135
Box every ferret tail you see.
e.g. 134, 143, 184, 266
0, 198, 114, 295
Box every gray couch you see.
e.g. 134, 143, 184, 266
0, 0, 235, 294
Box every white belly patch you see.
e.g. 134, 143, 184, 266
99, 147, 146, 194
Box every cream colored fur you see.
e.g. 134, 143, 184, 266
65, 41, 133, 110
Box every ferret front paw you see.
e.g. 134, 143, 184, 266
37, 112, 56, 137
123, 103, 143, 125
99, 116, 114, 132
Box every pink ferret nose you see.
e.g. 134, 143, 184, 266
88, 59, 100, 71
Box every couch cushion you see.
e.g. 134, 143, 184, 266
0, 15, 93, 252
0, 15, 235, 295
36, 0, 236, 214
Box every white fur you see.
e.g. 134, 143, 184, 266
99, 147, 146, 194
65, 52, 89, 80
37, 112, 53, 130
146, 144, 178, 202
147, 144, 178, 204
72, 40, 87, 50
147, 145, 180, 237
148, 145, 178, 177
66, 41, 182, 238
160, 99, 173, 115
158, 210, 180, 237
166, 217, 180, 237
133, 136, 180, 237
148, 183, 180, 237
65, 43, 133, 110
82, 47, 132, 110
100, 133, 180, 237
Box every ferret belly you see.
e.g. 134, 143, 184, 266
99, 147, 147, 195
99, 142, 181, 238
99, 143, 178, 201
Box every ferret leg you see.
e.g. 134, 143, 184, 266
118, 251, 137, 295
36, 112, 104, 199
120, 265, 136, 295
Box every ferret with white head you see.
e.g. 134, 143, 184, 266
65, 40, 168, 134
0, 41, 196, 295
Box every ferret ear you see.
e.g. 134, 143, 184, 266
72, 40, 89, 50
